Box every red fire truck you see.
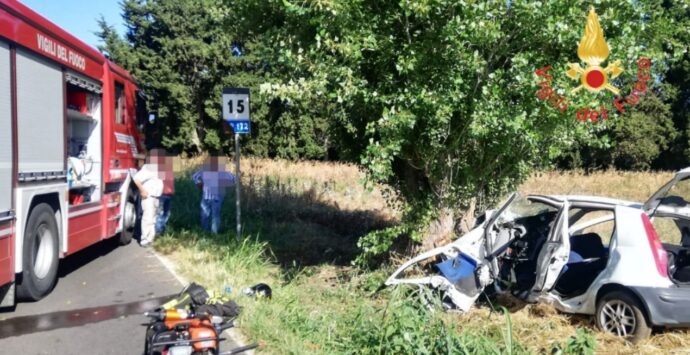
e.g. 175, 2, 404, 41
0, 0, 145, 306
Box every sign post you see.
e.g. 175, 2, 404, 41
234, 133, 241, 241
222, 88, 250, 241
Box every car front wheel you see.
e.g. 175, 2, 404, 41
596, 290, 651, 343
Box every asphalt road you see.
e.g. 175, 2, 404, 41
0, 238, 240, 355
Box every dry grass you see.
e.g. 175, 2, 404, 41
459, 298, 690, 354
243, 158, 395, 217
520, 170, 674, 201
178, 155, 397, 219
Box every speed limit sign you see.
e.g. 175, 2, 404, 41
222, 88, 250, 133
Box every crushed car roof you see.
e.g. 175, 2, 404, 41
529, 194, 642, 208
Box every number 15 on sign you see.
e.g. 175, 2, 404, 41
222, 88, 250, 121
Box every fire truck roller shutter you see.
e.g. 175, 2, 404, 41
0, 42, 11, 214
16, 49, 64, 176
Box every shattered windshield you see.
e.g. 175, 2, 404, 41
496, 196, 558, 226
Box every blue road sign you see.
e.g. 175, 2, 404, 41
230, 120, 251, 134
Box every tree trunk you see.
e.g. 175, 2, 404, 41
190, 126, 203, 153
420, 199, 477, 251
421, 207, 455, 251
190, 91, 204, 154
457, 198, 477, 235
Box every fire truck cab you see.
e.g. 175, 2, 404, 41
0, 0, 145, 306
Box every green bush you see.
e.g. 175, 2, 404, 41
551, 328, 597, 355
332, 288, 528, 355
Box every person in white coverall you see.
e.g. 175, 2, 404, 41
133, 150, 165, 247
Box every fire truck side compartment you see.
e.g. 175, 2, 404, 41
66, 72, 103, 204
16, 48, 64, 176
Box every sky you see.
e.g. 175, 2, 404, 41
19, 0, 126, 50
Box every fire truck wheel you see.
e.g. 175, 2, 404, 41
17, 203, 59, 301
119, 197, 136, 245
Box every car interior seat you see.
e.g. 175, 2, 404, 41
665, 227, 690, 283
569, 233, 606, 259
674, 266, 690, 282
554, 233, 608, 296
671, 248, 690, 283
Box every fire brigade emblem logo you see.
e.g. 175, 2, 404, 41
566, 8, 623, 94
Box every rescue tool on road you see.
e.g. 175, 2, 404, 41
144, 283, 259, 355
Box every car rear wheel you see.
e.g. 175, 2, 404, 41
596, 291, 651, 343
16, 203, 60, 301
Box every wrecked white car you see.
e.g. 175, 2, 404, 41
387, 168, 690, 341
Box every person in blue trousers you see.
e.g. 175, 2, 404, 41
155, 152, 175, 235
192, 156, 235, 234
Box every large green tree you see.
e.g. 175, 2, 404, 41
98, 0, 331, 158
99, 0, 235, 152
234, 0, 678, 262
662, 1, 690, 168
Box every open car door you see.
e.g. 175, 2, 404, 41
385, 193, 520, 312
644, 169, 690, 256
529, 200, 570, 297
644, 169, 690, 220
